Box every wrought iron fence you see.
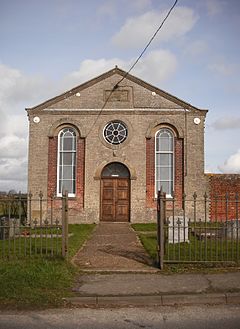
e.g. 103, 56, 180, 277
0, 191, 69, 259
157, 191, 239, 268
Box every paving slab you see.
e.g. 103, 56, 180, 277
73, 272, 240, 296
73, 273, 209, 296
205, 272, 240, 292
73, 223, 155, 271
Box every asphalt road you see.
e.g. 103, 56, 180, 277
0, 305, 240, 329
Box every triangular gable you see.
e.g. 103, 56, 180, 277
26, 67, 207, 113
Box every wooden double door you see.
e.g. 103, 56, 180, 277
101, 178, 130, 222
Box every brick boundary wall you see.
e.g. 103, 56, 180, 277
47, 137, 85, 212
146, 137, 183, 210
208, 174, 240, 221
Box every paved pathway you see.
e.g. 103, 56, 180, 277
72, 223, 155, 272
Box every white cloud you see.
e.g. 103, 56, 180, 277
0, 64, 56, 111
0, 181, 26, 193
219, 149, 240, 173
184, 40, 208, 57
205, 164, 217, 173
0, 157, 27, 192
64, 50, 177, 88
212, 117, 240, 130
112, 6, 198, 49
128, 0, 152, 11
0, 64, 21, 100
97, 0, 151, 17
208, 55, 240, 76
0, 114, 27, 139
63, 58, 129, 88
0, 131, 27, 191
132, 49, 177, 85
0, 135, 27, 159
205, 0, 226, 16
97, 1, 116, 17
0, 158, 27, 182
0, 64, 57, 192
0, 109, 7, 135
208, 60, 236, 76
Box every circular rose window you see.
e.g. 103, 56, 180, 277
103, 121, 128, 145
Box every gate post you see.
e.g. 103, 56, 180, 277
157, 189, 166, 269
62, 191, 69, 258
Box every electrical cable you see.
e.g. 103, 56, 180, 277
115, 0, 178, 87
85, 84, 119, 138
86, 0, 179, 138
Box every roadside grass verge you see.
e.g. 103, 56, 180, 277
0, 224, 95, 309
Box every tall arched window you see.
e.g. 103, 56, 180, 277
57, 127, 76, 196
155, 128, 174, 197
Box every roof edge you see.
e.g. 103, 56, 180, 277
26, 67, 120, 112
26, 66, 208, 113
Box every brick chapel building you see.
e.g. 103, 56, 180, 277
27, 67, 238, 223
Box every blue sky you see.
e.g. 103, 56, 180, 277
0, 0, 240, 192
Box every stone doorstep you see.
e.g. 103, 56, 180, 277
64, 292, 240, 307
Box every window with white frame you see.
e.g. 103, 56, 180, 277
155, 128, 174, 197
57, 128, 76, 196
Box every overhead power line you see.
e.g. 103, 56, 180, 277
115, 0, 179, 87
86, 0, 179, 137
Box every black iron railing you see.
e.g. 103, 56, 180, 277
0, 191, 69, 259
157, 191, 239, 267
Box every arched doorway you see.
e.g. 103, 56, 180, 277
100, 162, 130, 222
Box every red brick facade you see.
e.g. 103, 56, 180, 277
208, 174, 240, 221
146, 136, 184, 209
47, 136, 85, 211
47, 137, 57, 198
174, 138, 184, 207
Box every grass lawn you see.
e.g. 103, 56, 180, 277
0, 224, 95, 309
132, 223, 157, 232
132, 223, 240, 272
